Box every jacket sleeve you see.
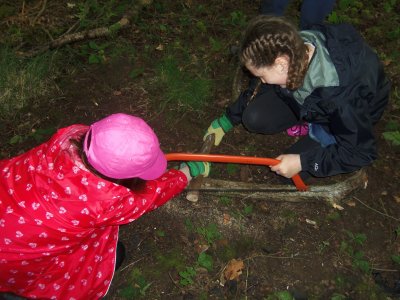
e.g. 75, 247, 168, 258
96, 169, 188, 226
300, 96, 377, 177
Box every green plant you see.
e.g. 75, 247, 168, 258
318, 240, 330, 253
228, 10, 247, 27
265, 290, 294, 300
79, 41, 109, 64
383, 0, 397, 13
184, 218, 195, 232
155, 230, 165, 237
345, 231, 367, 245
395, 226, 400, 236
243, 204, 253, 216
327, 211, 342, 221
331, 293, 346, 300
383, 116, 400, 146
383, 131, 400, 146
129, 67, 145, 79
179, 266, 196, 286
340, 231, 370, 273
196, 20, 207, 33
219, 196, 232, 206
196, 223, 221, 245
392, 254, 400, 265
197, 252, 213, 271
209, 37, 224, 52
75, 0, 126, 29
383, 118, 400, 146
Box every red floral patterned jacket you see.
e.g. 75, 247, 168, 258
0, 125, 187, 300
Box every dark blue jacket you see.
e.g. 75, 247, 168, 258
226, 23, 390, 177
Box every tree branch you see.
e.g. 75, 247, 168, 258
19, 0, 152, 57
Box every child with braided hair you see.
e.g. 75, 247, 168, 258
204, 16, 390, 180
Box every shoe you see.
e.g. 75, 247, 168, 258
115, 241, 126, 271
286, 123, 309, 137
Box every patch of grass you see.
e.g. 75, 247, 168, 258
383, 90, 400, 146
8, 127, 56, 146
119, 268, 151, 299
219, 195, 232, 206
156, 54, 213, 113
226, 163, 240, 176
326, 211, 341, 221
154, 249, 186, 275
216, 243, 237, 261
0, 47, 58, 119
223, 10, 248, 28
74, 0, 129, 29
280, 209, 298, 224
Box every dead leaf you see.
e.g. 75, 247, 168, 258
332, 203, 344, 210
113, 90, 122, 96
193, 239, 209, 254
155, 44, 164, 51
383, 59, 392, 66
305, 218, 317, 226
346, 200, 356, 207
394, 195, 400, 203
223, 213, 231, 225
223, 259, 244, 281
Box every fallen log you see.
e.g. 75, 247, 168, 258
185, 169, 368, 206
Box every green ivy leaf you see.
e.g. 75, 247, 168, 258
383, 131, 400, 146
392, 254, 400, 265
198, 252, 213, 271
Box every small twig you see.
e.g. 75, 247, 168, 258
371, 267, 399, 272
244, 264, 249, 300
120, 257, 145, 272
32, 0, 47, 25
353, 196, 400, 222
244, 253, 305, 261
168, 271, 182, 290
60, 20, 80, 37
239, 192, 260, 202
42, 27, 54, 41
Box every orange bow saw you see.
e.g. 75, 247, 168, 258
165, 153, 308, 191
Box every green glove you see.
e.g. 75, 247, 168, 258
182, 161, 210, 178
203, 114, 233, 146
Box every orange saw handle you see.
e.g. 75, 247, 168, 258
165, 153, 308, 191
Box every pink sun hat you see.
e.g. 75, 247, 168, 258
83, 113, 167, 180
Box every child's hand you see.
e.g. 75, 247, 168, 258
270, 154, 301, 178
180, 162, 210, 179
203, 114, 233, 146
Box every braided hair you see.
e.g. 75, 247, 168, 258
240, 16, 309, 90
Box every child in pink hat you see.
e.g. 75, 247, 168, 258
0, 113, 208, 300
